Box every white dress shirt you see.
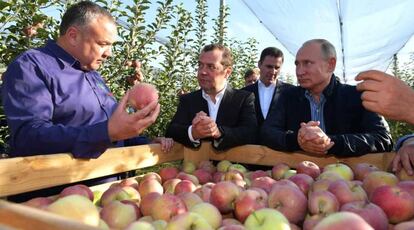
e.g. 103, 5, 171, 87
187, 85, 227, 143
258, 80, 276, 119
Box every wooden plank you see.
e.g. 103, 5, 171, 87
0, 200, 100, 230
209, 144, 395, 170
183, 141, 210, 166
0, 144, 184, 197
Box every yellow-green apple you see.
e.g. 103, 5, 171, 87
138, 216, 153, 222
248, 170, 269, 181
23, 197, 54, 209
177, 172, 200, 185
296, 161, 321, 179
250, 176, 276, 193
159, 167, 179, 183
288, 173, 314, 195
303, 214, 325, 230
340, 201, 388, 230
362, 171, 399, 197
163, 178, 181, 194
398, 180, 414, 197
217, 160, 233, 173
100, 186, 131, 206
327, 179, 367, 206
271, 162, 290, 180
190, 202, 222, 229
314, 211, 373, 230
370, 185, 414, 224
128, 83, 159, 110
194, 183, 214, 202
47, 195, 100, 226
151, 193, 187, 221
174, 180, 196, 195
177, 192, 203, 209
100, 200, 141, 229
224, 170, 246, 188
183, 161, 196, 174
234, 189, 268, 223
93, 190, 103, 206
308, 190, 339, 215
138, 178, 163, 198
124, 221, 156, 230
228, 164, 247, 174
310, 179, 333, 194
152, 219, 168, 230
198, 160, 217, 174
210, 181, 242, 214
165, 212, 213, 230
98, 218, 110, 230
394, 221, 414, 230
316, 171, 344, 182
141, 172, 162, 183
59, 184, 94, 201
323, 163, 354, 181
140, 192, 161, 216
244, 208, 290, 230
282, 169, 297, 179
268, 184, 307, 224
193, 169, 213, 184
352, 163, 379, 181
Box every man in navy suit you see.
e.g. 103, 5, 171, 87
166, 44, 257, 150
243, 47, 293, 126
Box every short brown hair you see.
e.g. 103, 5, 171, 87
244, 68, 260, 79
201, 44, 233, 67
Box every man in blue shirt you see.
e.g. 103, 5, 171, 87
1, 1, 166, 159
260, 39, 393, 156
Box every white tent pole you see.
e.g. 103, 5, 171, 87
336, 0, 346, 82
219, 0, 226, 44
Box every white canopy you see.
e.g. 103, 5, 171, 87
242, 0, 414, 84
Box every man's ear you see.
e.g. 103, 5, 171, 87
225, 67, 233, 79
327, 57, 336, 72
65, 26, 80, 46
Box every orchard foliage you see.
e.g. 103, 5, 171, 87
0, 0, 258, 152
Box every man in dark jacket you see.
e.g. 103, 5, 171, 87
260, 39, 393, 156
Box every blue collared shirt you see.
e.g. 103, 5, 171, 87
1, 40, 147, 158
304, 91, 326, 132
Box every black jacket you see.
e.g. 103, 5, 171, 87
166, 86, 258, 150
260, 76, 393, 156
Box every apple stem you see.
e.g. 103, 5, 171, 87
253, 212, 264, 225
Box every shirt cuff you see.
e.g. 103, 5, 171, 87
395, 134, 414, 151
188, 125, 200, 144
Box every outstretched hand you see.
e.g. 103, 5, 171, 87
108, 91, 160, 142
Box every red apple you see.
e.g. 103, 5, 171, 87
210, 181, 242, 214
362, 171, 399, 197
177, 192, 203, 209
138, 178, 163, 198
194, 183, 213, 202
327, 179, 367, 206
394, 221, 414, 230
308, 190, 339, 215
314, 211, 373, 230
303, 214, 325, 230
248, 170, 269, 181
250, 176, 276, 193
310, 178, 333, 194
289, 173, 314, 195
100, 186, 139, 206
296, 160, 321, 179
198, 160, 216, 174
234, 189, 268, 223
370, 185, 414, 224
139, 192, 161, 216
100, 200, 141, 229
174, 180, 196, 195
267, 184, 307, 224
398, 180, 414, 198
162, 178, 181, 194
340, 201, 388, 230
271, 163, 290, 180
213, 171, 225, 183
128, 83, 158, 110
59, 184, 94, 201
193, 169, 213, 185
352, 163, 379, 181
23, 197, 54, 209
151, 193, 187, 221
224, 170, 246, 188
119, 178, 139, 191
141, 172, 162, 183
176, 172, 199, 185
159, 167, 179, 183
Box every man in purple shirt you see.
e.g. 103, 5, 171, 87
1, 1, 164, 158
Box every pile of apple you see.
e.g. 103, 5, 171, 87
21, 159, 414, 230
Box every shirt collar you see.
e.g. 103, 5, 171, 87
258, 79, 276, 89
44, 40, 82, 70
202, 83, 227, 104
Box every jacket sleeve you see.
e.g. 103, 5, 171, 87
259, 92, 300, 151
328, 111, 394, 157
2, 58, 113, 158
213, 92, 258, 150
165, 96, 199, 148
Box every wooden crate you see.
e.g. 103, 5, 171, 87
0, 142, 395, 229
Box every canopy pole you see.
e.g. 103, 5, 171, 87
336, 0, 346, 82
